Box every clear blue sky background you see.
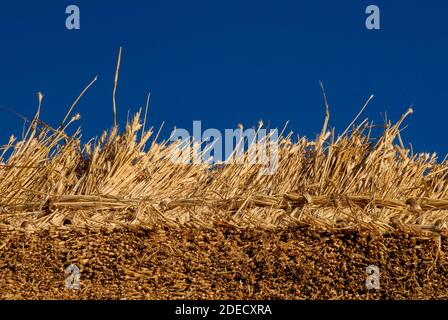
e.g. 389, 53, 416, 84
0, 1, 447, 157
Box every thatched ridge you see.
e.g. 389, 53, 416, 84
1, 94, 447, 235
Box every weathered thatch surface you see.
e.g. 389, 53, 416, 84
1, 224, 447, 299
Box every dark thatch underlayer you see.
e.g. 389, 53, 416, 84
0, 224, 447, 300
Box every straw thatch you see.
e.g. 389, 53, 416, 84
1, 225, 447, 299
1, 91, 447, 236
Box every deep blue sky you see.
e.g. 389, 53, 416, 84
0, 1, 447, 157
